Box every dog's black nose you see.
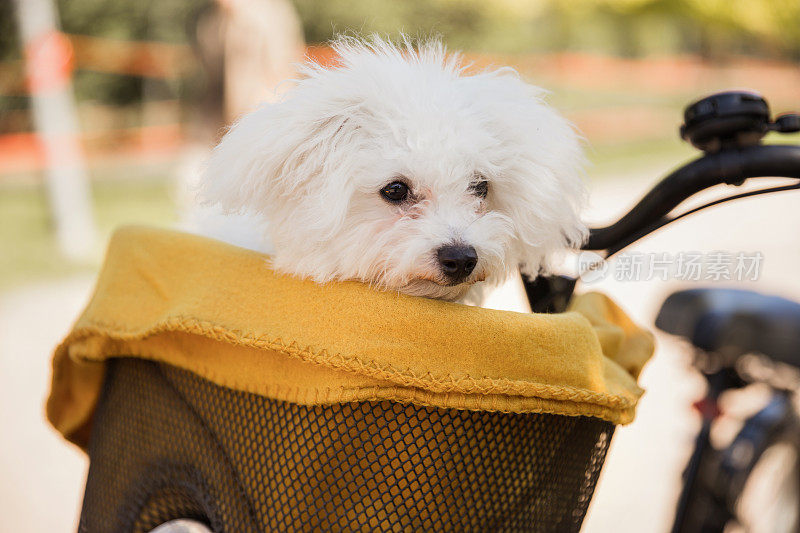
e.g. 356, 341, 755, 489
437, 244, 478, 283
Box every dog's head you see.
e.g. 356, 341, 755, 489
202, 37, 587, 300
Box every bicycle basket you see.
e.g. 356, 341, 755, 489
48, 227, 653, 532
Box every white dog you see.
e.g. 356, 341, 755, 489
197, 37, 586, 302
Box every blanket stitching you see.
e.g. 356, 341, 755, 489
61, 314, 637, 410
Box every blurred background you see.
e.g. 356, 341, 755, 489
1, 0, 799, 531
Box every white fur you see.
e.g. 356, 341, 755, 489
197, 36, 587, 301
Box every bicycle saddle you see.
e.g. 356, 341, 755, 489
656, 288, 800, 369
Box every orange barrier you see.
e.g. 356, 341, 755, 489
67, 34, 195, 78
24, 31, 74, 93
4, 38, 799, 104
0, 33, 195, 95
3, 41, 799, 176
0, 124, 183, 176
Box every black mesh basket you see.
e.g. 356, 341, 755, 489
78, 358, 614, 533
50, 229, 651, 533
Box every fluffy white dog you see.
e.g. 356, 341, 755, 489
197, 37, 586, 302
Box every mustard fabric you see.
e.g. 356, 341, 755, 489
48, 226, 654, 449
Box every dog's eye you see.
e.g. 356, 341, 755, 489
470, 180, 489, 199
380, 181, 409, 203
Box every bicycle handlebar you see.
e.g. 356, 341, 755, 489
585, 144, 800, 253
524, 142, 800, 313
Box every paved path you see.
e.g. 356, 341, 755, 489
0, 276, 93, 532
2, 165, 798, 531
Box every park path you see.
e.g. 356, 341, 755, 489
0, 276, 93, 532
2, 163, 799, 532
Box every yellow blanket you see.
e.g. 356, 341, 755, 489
48, 227, 654, 449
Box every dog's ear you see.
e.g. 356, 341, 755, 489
462, 70, 588, 278
200, 95, 362, 236
509, 112, 587, 279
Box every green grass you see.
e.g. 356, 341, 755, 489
544, 85, 688, 112
0, 176, 177, 290
588, 136, 697, 177
588, 130, 800, 177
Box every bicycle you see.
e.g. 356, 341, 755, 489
525, 90, 800, 532
51, 90, 799, 533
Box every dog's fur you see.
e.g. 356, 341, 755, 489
197, 37, 586, 301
